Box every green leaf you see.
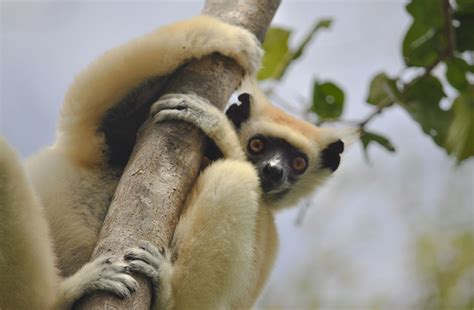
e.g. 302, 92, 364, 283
446, 57, 470, 91
457, 0, 474, 15
406, 0, 444, 28
366, 73, 400, 106
446, 88, 474, 162
311, 81, 345, 119
402, 22, 445, 67
400, 75, 453, 148
292, 19, 332, 60
257, 19, 332, 81
361, 131, 396, 152
403, 0, 445, 67
455, 13, 474, 52
257, 28, 292, 81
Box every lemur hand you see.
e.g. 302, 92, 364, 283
151, 93, 245, 160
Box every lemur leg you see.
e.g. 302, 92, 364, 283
0, 138, 138, 309
125, 160, 261, 310
124, 94, 261, 309
0, 137, 58, 309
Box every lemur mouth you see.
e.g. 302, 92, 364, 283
260, 177, 289, 200
261, 179, 278, 193
262, 186, 290, 202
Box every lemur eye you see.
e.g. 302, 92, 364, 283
248, 136, 266, 154
292, 156, 308, 173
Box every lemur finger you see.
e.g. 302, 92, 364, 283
98, 279, 135, 299
128, 260, 160, 286
159, 93, 210, 106
94, 254, 114, 265
150, 93, 212, 117
107, 274, 140, 293
137, 240, 164, 258
153, 110, 193, 124
152, 104, 223, 130
150, 97, 187, 116
105, 261, 133, 275
124, 248, 162, 269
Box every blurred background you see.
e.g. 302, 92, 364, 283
1, 1, 473, 309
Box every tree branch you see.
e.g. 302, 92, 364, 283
75, 1, 280, 309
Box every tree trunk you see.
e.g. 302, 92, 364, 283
75, 0, 280, 309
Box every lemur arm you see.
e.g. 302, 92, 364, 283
56, 15, 261, 168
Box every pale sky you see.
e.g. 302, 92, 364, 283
1, 1, 473, 308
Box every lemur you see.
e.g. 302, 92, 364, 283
0, 15, 354, 309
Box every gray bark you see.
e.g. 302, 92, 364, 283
75, 0, 280, 309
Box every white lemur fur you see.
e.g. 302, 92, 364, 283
0, 15, 355, 309
123, 87, 355, 310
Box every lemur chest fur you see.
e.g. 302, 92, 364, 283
41, 167, 121, 276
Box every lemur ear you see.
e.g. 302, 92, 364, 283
237, 93, 251, 105
320, 139, 344, 172
226, 93, 252, 129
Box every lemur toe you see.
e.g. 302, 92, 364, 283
124, 241, 171, 285
71, 254, 140, 300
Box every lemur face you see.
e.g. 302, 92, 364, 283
246, 134, 308, 200
226, 92, 346, 203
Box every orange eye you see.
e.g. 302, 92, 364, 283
248, 137, 265, 154
292, 156, 307, 172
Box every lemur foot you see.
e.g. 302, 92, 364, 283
124, 241, 173, 309
59, 255, 139, 307
124, 240, 172, 287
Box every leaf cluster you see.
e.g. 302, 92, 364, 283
369, 0, 474, 162
258, 0, 474, 163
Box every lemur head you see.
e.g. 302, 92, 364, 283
226, 88, 357, 209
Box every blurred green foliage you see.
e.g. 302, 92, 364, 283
258, 19, 332, 81
258, 0, 474, 164
258, 2, 474, 306
416, 232, 474, 309
360, 131, 396, 161
311, 81, 344, 120
258, 0, 474, 310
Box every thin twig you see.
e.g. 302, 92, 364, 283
442, 0, 456, 59
295, 197, 313, 226
358, 101, 393, 129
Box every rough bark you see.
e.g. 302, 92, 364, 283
75, 0, 280, 309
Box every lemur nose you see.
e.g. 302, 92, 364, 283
263, 163, 283, 181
